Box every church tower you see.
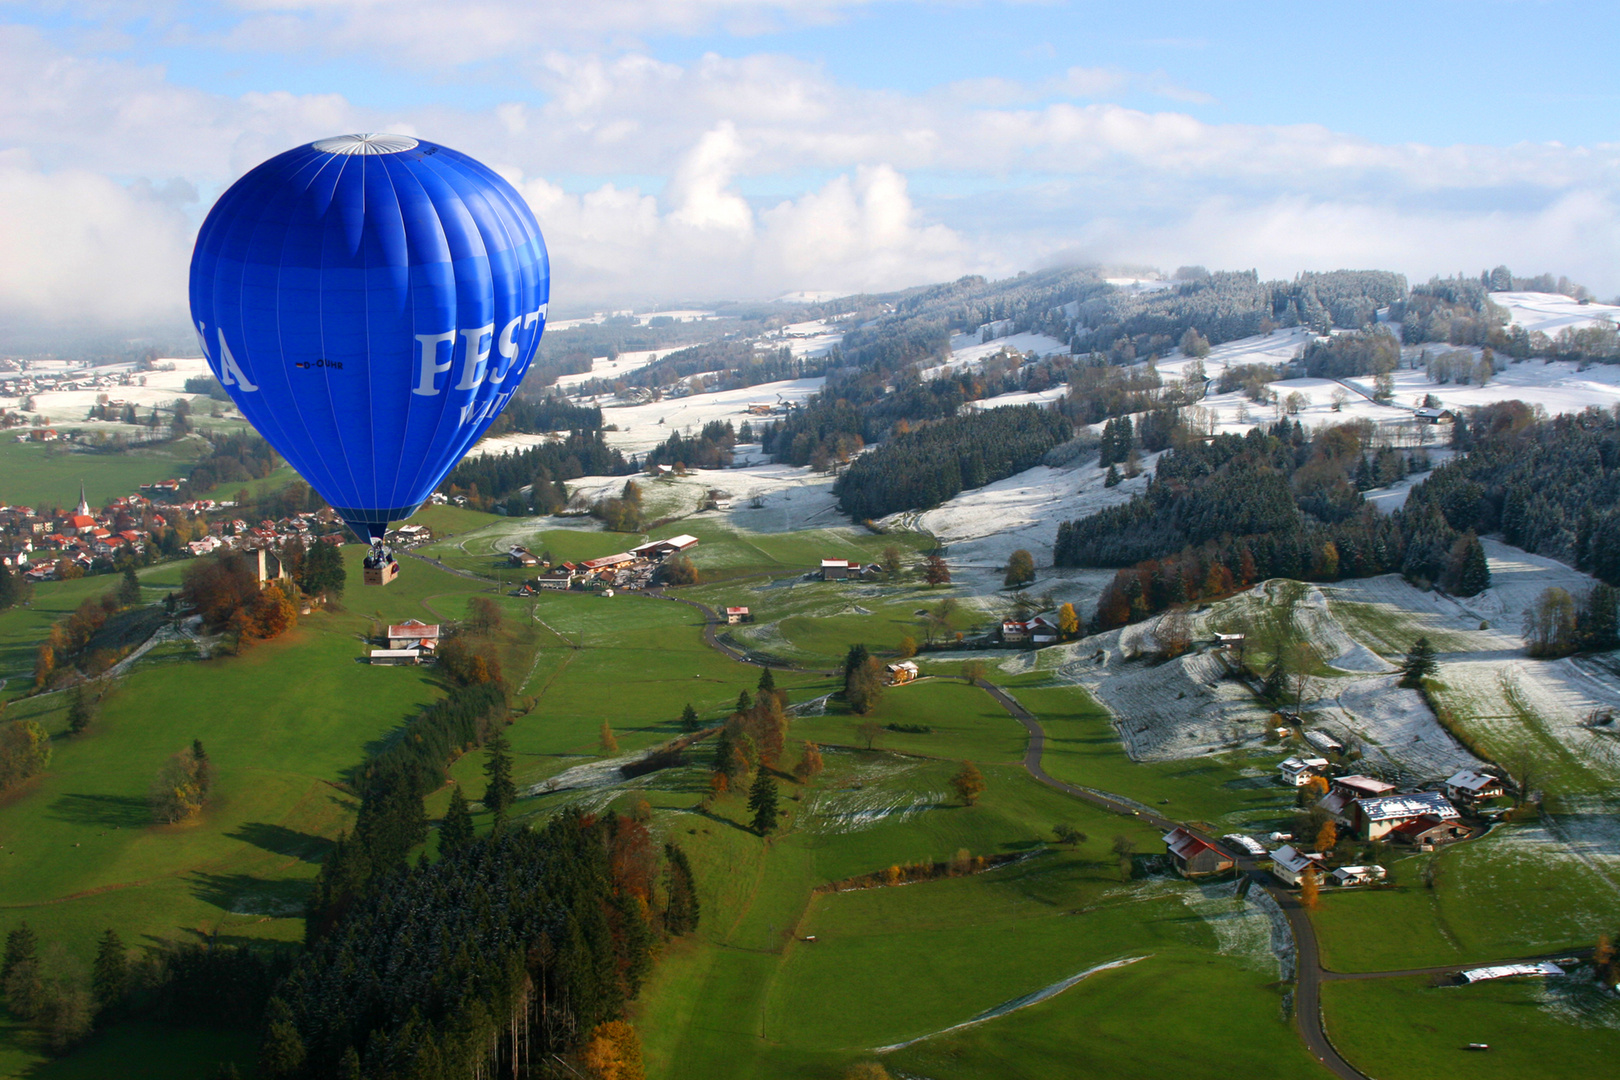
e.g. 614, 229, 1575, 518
75, 482, 91, 518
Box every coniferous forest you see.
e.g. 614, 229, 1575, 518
834, 405, 1072, 520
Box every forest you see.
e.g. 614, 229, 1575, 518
440, 431, 632, 510
1415, 402, 1620, 585
1053, 419, 1488, 630
833, 405, 1072, 520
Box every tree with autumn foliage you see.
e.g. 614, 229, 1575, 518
950, 761, 986, 806
793, 741, 824, 783
1300, 866, 1320, 909
921, 554, 951, 586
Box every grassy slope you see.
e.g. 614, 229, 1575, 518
1323, 974, 1620, 1080
0, 439, 207, 511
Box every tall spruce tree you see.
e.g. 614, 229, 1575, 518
439, 785, 475, 855
482, 732, 515, 827
680, 703, 700, 732
1400, 637, 1438, 687
90, 929, 128, 1016
747, 772, 780, 835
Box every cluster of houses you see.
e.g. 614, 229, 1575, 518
368, 619, 441, 665
1161, 758, 1505, 890
0, 479, 357, 582
512, 535, 699, 595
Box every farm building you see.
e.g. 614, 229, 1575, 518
1331, 865, 1387, 887
1278, 756, 1331, 786
1221, 834, 1267, 858
1389, 814, 1471, 849
369, 648, 421, 666
885, 660, 919, 685
820, 558, 856, 580
725, 607, 751, 624
387, 619, 440, 651
1269, 845, 1326, 887
1413, 406, 1455, 424
1320, 774, 1397, 821
1444, 769, 1505, 802
582, 552, 636, 572
1163, 827, 1234, 878
508, 547, 541, 568
1460, 962, 1563, 984
630, 535, 699, 559
1352, 791, 1461, 841
1303, 729, 1344, 754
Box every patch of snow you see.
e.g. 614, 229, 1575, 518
1492, 292, 1620, 338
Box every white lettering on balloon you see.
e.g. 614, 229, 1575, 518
196, 322, 260, 392
454, 324, 495, 391
412, 331, 456, 396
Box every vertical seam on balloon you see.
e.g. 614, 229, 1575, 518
376, 154, 412, 517
273, 150, 349, 521
319, 150, 371, 528
247, 149, 343, 511
436, 159, 522, 477
390, 155, 461, 510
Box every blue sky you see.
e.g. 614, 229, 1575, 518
1, 0, 1617, 339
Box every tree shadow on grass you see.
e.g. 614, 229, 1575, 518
47, 792, 150, 828
190, 871, 310, 919
228, 821, 331, 863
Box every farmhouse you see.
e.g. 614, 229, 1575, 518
508, 547, 541, 568
820, 558, 856, 580
1389, 815, 1470, 849
1303, 729, 1343, 754
630, 535, 699, 559
1413, 406, 1455, 424
1444, 769, 1505, 802
1270, 845, 1326, 887
885, 660, 919, 685
1278, 756, 1331, 786
1331, 865, 1387, 887
1163, 827, 1234, 878
388, 619, 441, 651
725, 606, 751, 624
1320, 774, 1396, 821
1352, 791, 1460, 841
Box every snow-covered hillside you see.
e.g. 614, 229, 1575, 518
1493, 291, 1620, 337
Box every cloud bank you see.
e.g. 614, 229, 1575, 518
1, 14, 1618, 351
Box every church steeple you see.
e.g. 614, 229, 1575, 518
75, 481, 91, 518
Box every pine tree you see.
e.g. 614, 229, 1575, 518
91, 929, 128, 1016
482, 733, 515, 826
756, 667, 776, 695
3, 922, 42, 1020
680, 703, 700, 732
735, 689, 752, 713
1104, 464, 1121, 488
747, 772, 780, 835
67, 686, 93, 736
118, 565, 141, 607
1455, 534, 1491, 596
1400, 637, 1438, 687
439, 785, 474, 856
260, 996, 307, 1078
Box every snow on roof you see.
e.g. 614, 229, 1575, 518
1280, 756, 1329, 771
663, 534, 698, 548
370, 648, 421, 658
1270, 845, 1323, 873
1303, 729, 1343, 751
1460, 962, 1563, 984
821, 558, 854, 568
1222, 834, 1267, 857
1356, 791, 1459, 822
1335, 775, 1396, 796
1445, 769, 1500, 793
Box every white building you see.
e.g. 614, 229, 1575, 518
1278, 756, 1330, 786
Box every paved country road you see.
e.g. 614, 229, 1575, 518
978, 678, 1372, 1080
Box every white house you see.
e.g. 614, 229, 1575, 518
369, 648, 421, 666
1353, 791, 1461, 841
1330, 865, 1387, 887
1444, 769, 1505, 802
1270, 845, 1325, 887
1279, 756, 1330, 786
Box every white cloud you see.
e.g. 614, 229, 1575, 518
3, 22, 1620, 350
0, 150, 197, 335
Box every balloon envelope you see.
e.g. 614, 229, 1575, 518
189, 133, 549, 542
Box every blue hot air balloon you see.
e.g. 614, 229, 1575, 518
189, 132, 549, 567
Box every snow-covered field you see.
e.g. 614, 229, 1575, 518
1, 355, 215, 416
927, 331, 1068, 380
1345, 358, 1620, 418
1494, 291, 1620, 338
589, 377, 826, 457
881, 454, 1152, 594
552, 348, 683, 391
769, 319, 843, 359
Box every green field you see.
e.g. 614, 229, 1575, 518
5, 507, 1617, 1079
1323, 973, 1620, 1080
0, 439, 208, 510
